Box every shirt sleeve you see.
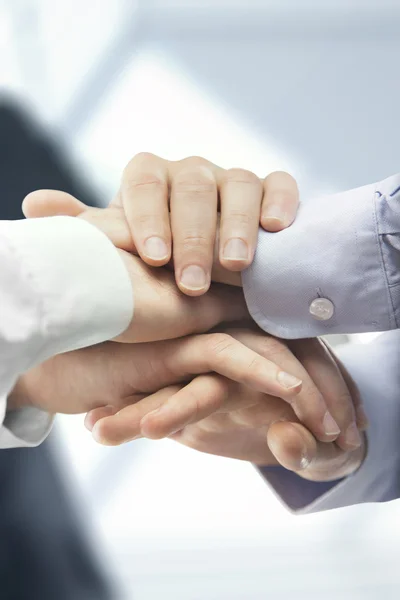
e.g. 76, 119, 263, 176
258, 330, 400, 513
0, 216, 134, 448
242, 173, 400, 339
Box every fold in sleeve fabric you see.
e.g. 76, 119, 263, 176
242, 173, 400, 339
0, 216, 134, 448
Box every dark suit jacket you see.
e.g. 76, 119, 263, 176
0, 101, 112, 600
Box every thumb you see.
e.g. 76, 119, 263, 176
79, 208, 136, 253
267, 421, 364, 481
22, 190, 87, 218
23, 190, 137, 253
267, 421, 318, 473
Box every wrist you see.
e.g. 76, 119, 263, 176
7, 375, 33, 411
211, 263, 243, 287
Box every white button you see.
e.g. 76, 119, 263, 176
309, 298, 334, 321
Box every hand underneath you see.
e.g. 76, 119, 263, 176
9, 329, 305, 417
114, 251, 247, 342
84, 331, 368, 457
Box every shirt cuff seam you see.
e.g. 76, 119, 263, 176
373, 189, 399, 329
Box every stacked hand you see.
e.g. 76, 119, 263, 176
17, 154, 367, 482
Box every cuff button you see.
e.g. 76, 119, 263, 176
309, 298, 334, 321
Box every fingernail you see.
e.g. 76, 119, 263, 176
277, 371, 302, 390
322, 411, 341, 436
344, 422, 362, 448
180, 265, 207, 290
262, 206, 287, 229
144, 236, 169, 260
222, 238, 249, 261
356, 406, 369, 430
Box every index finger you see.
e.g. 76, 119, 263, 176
163, 332, 303, 400
225, 329, 341, 443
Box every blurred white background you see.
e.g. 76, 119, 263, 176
1, 1, 400, 598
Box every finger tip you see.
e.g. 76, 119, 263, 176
21, 192, 40, 217
91, 418, 119, 446
84, 414, 95, 432
260, 216, 286, 232
139, 416, 165, 440
91, 423, 108, 445
268, 421, 316, 472
140, 251, 171, 267
177, 283, 210, 297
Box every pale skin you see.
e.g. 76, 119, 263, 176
10, 330, 366, 482
20, 158, 367, 481
23, 154, 299, 293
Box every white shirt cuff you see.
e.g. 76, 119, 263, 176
0, 215, 134, 449
4, 216, 134, 367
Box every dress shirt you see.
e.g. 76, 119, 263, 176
242, 173, 400, 510
242, 173, 400, 339
0, 216, 133, 448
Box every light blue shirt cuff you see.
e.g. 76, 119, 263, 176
242, 173, 400, 339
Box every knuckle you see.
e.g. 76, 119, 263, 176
258, 336, 287, 360
224, 168, 260, 186
173, 164, 216, 198
179, 155, 208, 168
132, 151, 158, 164
174, 179, 216, 197
206, 333, 235, 357
122, 153, 166, 193
124, 172, 165, 192
180, 233, 211, 253
223, 210, 252, 227
134, 213, 160, 228
123, 152, 156, 176
265, 170, 294, 181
